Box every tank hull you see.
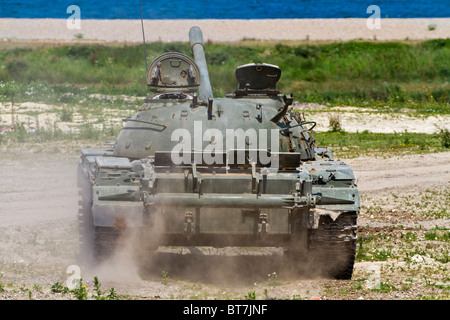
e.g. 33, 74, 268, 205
78, 147, 359, 278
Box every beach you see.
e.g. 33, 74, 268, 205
1, 18, 449, 43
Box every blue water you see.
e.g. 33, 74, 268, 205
1, 0, 449, 19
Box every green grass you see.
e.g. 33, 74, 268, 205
315, 129, 449, 158
1, 39, 449, 152
1, 39, 449, 114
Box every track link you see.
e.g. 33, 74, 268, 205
308, 211, 358, 279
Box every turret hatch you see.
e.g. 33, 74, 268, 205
147, 52, 200, 93
236, 63, 281, 90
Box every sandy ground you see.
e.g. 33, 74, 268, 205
298, 103, 450, 133
1, 18, 449, 43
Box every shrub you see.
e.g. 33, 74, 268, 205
438, 127, 450, 148
328, 113, 343, 132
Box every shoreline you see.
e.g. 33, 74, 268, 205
1, 18, 449, 43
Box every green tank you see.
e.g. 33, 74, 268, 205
78, 26, 360, 279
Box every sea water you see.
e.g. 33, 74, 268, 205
1, 0, 449, 19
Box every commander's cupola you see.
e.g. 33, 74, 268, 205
147, 52, 200, 99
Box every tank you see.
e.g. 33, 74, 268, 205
77, 26, 360, 279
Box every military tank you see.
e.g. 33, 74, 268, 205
78, 26, 360, 279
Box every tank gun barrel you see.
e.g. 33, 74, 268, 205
189, 26, 214, 101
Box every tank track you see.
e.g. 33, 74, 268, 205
308, 211, 358, 279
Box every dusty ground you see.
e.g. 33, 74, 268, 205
0, 139, 448, 300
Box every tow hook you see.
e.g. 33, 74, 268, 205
184, 211, 194, 239
258, 212, 269, 238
